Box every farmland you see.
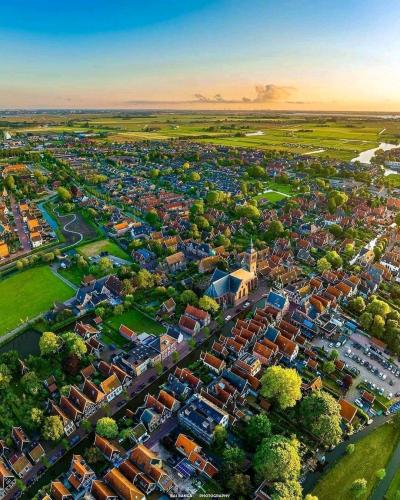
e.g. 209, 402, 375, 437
8, 112, 400, 161
0, 266, 74, 336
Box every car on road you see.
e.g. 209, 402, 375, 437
69, 435, 80, 447
117, 400, 126, 407
225, 315, 232, 322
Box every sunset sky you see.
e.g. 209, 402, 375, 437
1, 0, 400, 110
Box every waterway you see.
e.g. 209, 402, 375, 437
37, 201, 58, 231
350, 142, 400, 164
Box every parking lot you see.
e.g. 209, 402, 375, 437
314, 332, 400, 404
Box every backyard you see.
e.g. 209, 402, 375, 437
0, 266, 74, 335
313, 422, 400, 500
77, 238, 130, 260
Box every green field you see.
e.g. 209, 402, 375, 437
386, 469, 400, 499
107, 309, 165, 335
313, 422, 400, 500
9, 112, 400, 161
0, 266, 74, 335
254, 190, 289, 204
78, 239, 130, 260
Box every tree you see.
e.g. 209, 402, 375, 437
213, 424, 227, 450
30, 408, 44, 426
195, 215, 210, 230
21, 371, 41, 395
180, 289, 198, 305
260, 366, 302, 410
270, 480, 302, 500
121, 279, 134, 296
268, 220, 285, 239
371, 314, 385, 337
299, 391, 342, 448
136, 269, 154, 289
145, 209, 159, 226
39, 331, 61, 356
329, 349, 339, 361
113, 304, 124, 316
236, 203, 260, 219
172, 351, 180, 364
61, 332, 87, 358
42, 416, 64, 441
227, 474, 252, 499
375, 468, 386, 480
346, 443, 355, 455
304, 496, 319, 500
359, 312, 373, 331
317, 257, 331, 273
154, 361, 163, 375
350, 478, 367, 498
349, 296, 366, 314
57, 186, 72, 201
0, 364, 12, 389
85, 446, 103, 465
367, 298, 391, 318
253, 435, 301, 482
246, 414, 272, 449
323, 360, 336, 374
222, 446, 245, 474
325, 250, 342, 269
199, 295, 219, 314
96, 417, 118, 439
98, 257, 113, 274
189, 171, 201, 182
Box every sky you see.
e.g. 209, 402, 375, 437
1, 0, 400, 111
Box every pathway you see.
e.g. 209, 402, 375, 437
56, 212, 83, 246
50, 266, 78, 291
304, 417, 394, 494
371, 439, 400, 500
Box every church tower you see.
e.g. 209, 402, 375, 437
245, 238, 257, 275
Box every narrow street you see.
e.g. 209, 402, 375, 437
9, 194, 31, 252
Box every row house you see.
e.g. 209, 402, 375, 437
178, 394, 229, 445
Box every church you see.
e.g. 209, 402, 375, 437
204, 240, 258, 307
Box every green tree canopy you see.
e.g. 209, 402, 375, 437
260, 366, 302, 409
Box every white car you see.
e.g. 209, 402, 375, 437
225, 315, 232, 322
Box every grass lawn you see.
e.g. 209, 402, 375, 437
78, 239, 130, 260
0, 266, 74, 335
386, 469, 400, 499
107, 309, 165, 335
254, 191, 288, 204
313, 422, 400, 500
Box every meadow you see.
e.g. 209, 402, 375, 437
6, 112, 400, 161
0, 266, 74, 335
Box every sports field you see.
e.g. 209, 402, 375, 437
0, 266, 74, 335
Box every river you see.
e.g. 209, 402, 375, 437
351, 142, 400, 165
